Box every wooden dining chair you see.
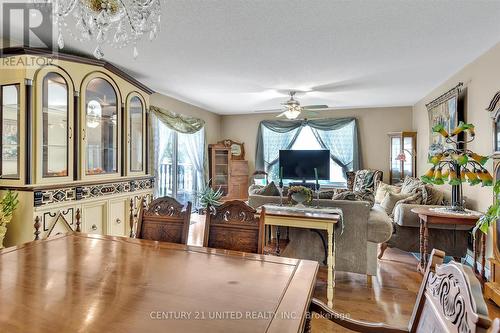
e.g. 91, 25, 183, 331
306, 249, 496, 333
204, 200, 265, 254
135, 196, 192, 245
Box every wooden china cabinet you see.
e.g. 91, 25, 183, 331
0, 48, 153, 247
485, 92, 500, 306
208, 140, 248, 200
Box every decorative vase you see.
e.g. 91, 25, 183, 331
291, 192, 307, 208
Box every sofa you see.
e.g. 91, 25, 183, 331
248, 194, 393, 276
372, 176, 472, 260
380, 192, 471, 259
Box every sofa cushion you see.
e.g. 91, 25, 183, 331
368, 204, 393, 243
424, 184, 444, 205
380, 192, 413, 215
374, 181, 401, 204
253, 181, 280, 196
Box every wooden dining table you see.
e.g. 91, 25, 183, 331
0, 233, 319, 333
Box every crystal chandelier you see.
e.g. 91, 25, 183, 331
44, 0, 161, 59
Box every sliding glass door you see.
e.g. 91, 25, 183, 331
155, 121, 205, 209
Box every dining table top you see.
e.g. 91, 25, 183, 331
0, 232, 319, 333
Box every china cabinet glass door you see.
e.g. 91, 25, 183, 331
1, 85, 20, 179
128, 95, 144, 173
213, 148, 229, 196
42, 73, 69, 178
84, 78, 118, 176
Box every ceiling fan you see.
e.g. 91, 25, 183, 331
255, 91, 329, 119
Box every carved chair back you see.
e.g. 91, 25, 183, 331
203, 200, 265, 254
135, 196, 192, 245
307, 249, 494, 333
409, 249, 491, 333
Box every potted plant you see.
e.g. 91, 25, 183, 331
0, 190, 19, 249
197, 183, 223, 215
474, 180, 500, 236
287, 186, 313, 208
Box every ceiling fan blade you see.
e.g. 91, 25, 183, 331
302, 105, 329, 110
254, 108, 284, 114
302, 110, 319, 117
276, 111, 288, 118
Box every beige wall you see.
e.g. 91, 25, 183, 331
413, 41, 500, 259
150, 93, 222, 144
220, 107, 413, 183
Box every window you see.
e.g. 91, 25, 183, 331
267, 126, 345, 186
85, 78, 118, 175
1, 85, 20, 179
42, 73, 69, 177
156, 121, 205, 209
259, 119, 358, 187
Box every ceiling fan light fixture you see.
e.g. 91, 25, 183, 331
284, 109, 301, 119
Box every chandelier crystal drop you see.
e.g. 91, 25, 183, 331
42, 0, 161, 59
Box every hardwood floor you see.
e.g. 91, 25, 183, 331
188, 214, 500, 332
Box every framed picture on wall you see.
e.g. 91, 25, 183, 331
427, 83, 465, 154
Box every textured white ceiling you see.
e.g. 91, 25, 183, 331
4, 0, 500, 114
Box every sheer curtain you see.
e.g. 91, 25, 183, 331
150, 112, 175, 198
255, 120, 303, 178
149, 106, 206, 207
310, 119, 360, 174
182, 127, 206, 207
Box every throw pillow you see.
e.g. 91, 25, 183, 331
400, 176, 428, 204
424, 184, 444, 205
400, 176, 425, 194
352, 170, 377, 192
374, 181, 401, 204
346, 171, 356, 191
248, 184, 264, 195
254, 181, 280, 196
380, 192, 413, 215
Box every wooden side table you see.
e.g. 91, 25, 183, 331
411, 207, 483, 277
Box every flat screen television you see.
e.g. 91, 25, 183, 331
279, 150, 330, 180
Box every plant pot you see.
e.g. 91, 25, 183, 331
291, 192, 307, 208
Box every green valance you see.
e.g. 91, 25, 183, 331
149, 105, 205, 134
